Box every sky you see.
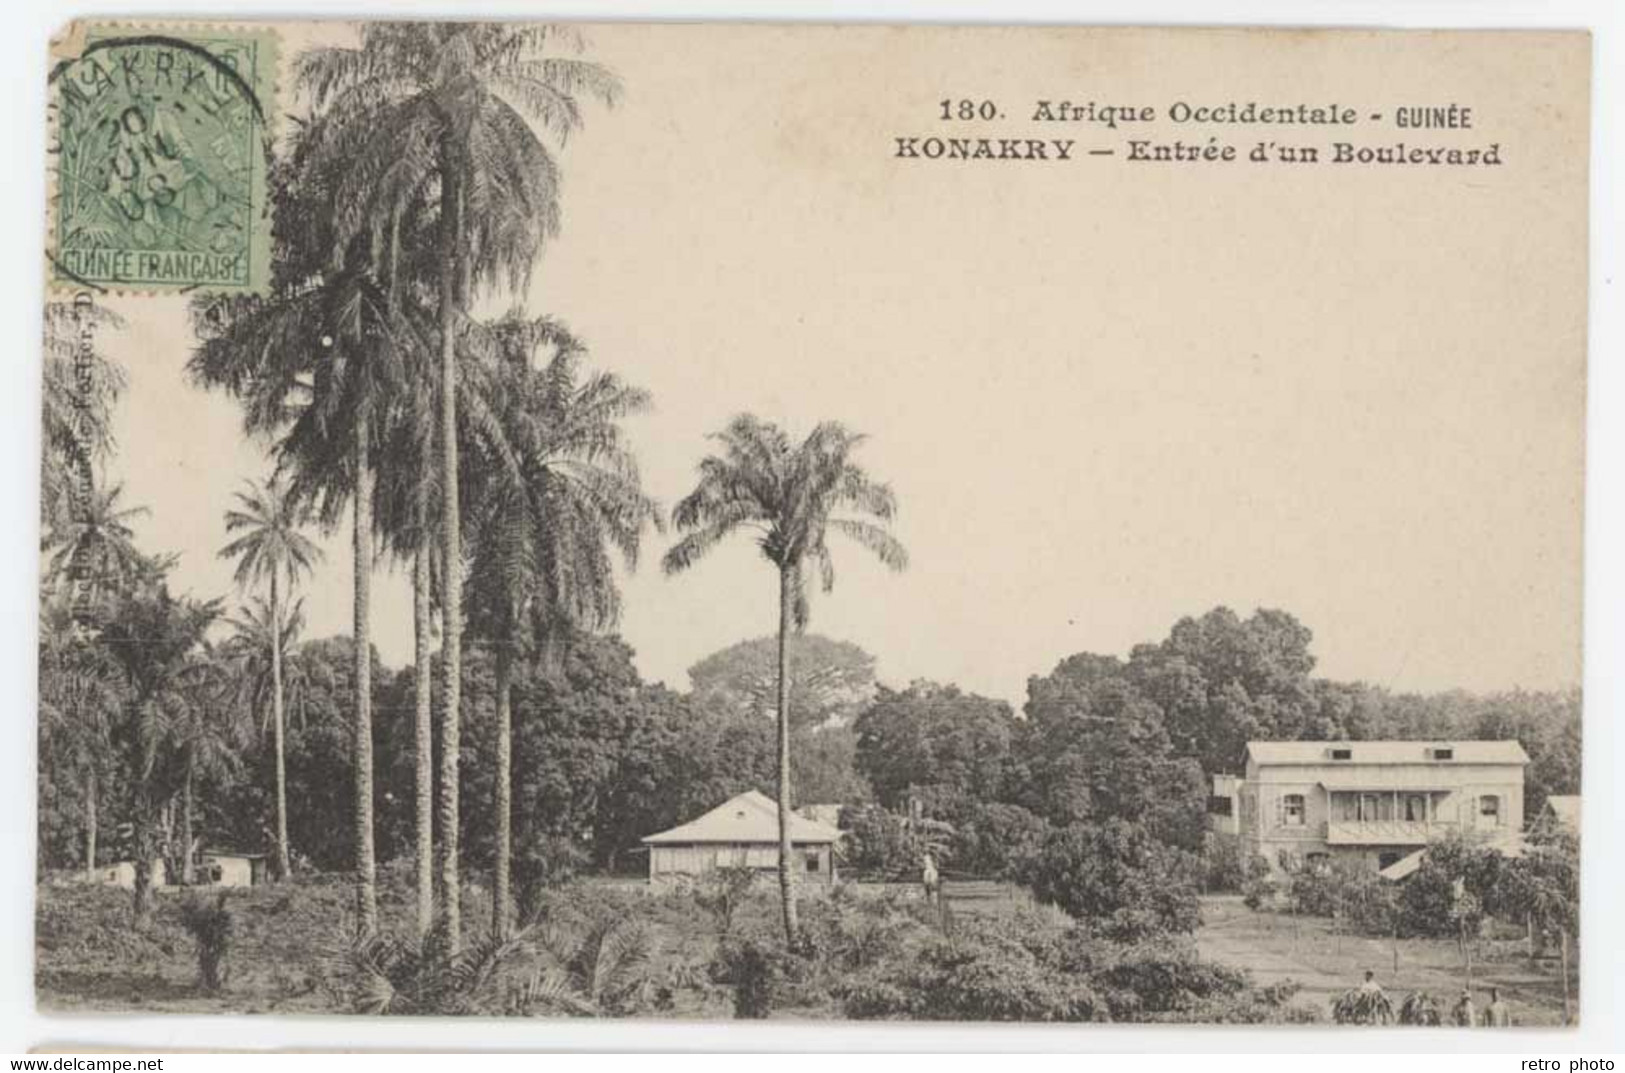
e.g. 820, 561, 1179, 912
91, 24, 1586, 708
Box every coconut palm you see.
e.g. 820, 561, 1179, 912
297, 22, 620, 951
464, 316, 660, 934
218, 477, 323, 881
663, 416, 908, 944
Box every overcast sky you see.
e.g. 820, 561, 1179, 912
93, 24, 1585, 707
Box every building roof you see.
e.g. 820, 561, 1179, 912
642, 790, 843, 845
1543, 795, 1581, 830
1245, 740, 1529, 766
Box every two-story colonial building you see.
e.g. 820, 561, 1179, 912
1213, 740, 1528, 879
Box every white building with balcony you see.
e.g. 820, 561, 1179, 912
1214, 740, 1528, 879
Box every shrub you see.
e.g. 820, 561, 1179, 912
709, 937, 786, 1019
1240, 854, 1277, 911
177, 892, 234, 993
1202, 833, 1246, 893
1288, 867, 1338, 917
695, 866, 757, 938
1068, 935, 1252, 1021
838, 918, 1103, 1022
1024, 820, 1202, 941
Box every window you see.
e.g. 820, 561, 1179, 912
1283, 794, 1306, 827
1432, 748, 1454, 761
1306, 852, 1331, 875
1377, 851, 1402, 871
805, 850, 821, 873
1403, 794, 1428, 822
1208, 795, 1233, 817
1479, 795, 1502, 825
1330, 748, 1353, 760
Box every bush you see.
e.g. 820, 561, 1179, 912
709, 937, 787, 1019
695, 866, 758, 938
1024, 820, 1202, 941
1066, 935, 1252, 1021
177, 892, 234, 993
1202, 833, 1245, 893
837, 918, 1103, 1022
1241, 854, 1277, 911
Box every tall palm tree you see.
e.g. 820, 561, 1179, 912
464, 316, 660, 934
663, 416, 908, 945
218, 477, 323, 881
190, 121, 433, 932
38, 598, 123, 880
298, 22, 620, 951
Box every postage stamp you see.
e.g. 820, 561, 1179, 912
47, 23, 275, 294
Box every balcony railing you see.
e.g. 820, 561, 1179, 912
1325, 819, 1454, 845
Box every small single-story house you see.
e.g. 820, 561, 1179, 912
641, 790, 842, 885
95, 859, 168, 889
198, 850, 268, 887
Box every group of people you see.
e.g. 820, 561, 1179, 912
1359, 970, 1515, 1026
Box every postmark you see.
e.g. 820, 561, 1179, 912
47, 23, 275, 294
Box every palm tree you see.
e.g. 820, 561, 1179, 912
464, 316, 660, 934
189, 125, 432, 931
298, 22, 621, 951
663, 416, 908, 945
38, 598, 123, 880
96, 576, 221, 918
44, 482, 150, 608
172, 653, 246, 883
218, 477, 323, 881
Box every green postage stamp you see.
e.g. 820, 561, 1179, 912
48, 23, 275, 293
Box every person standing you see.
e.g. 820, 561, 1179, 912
1483, 987, 1513, 1026
1452, 988, 1478, 1026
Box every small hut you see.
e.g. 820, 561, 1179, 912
198, 850, 268, 887
641, 790, 841, 885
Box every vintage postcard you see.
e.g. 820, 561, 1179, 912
35, 20, 1587, 1027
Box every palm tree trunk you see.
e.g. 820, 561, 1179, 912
84, 769, 98, 882
436, 144, 464, 953
775, 566, 800, 946
413, 487, 435, 938
132, 782, 155, 921
270, 571, 290, 882
493, 642, 513, 937
181, 755, 196, 885
353, 407, 378, 935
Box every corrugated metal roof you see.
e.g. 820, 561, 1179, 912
641, 790, 843, 845
1246, 740, 1529, 766
1378, 849, 1426, 880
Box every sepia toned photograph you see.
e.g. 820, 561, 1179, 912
34, 19, 1587, 1028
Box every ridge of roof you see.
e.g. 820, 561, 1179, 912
642, 790, 843, 844
1245, 740, 1529, 765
